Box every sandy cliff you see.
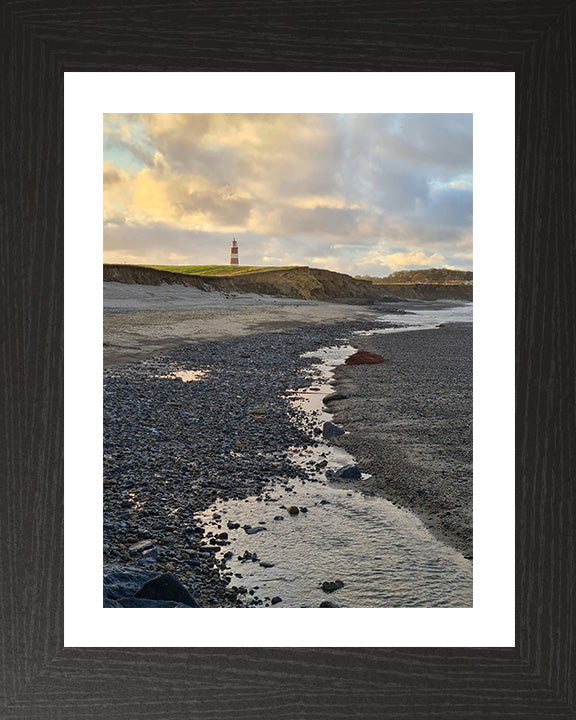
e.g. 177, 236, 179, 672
103, 264, 473, 302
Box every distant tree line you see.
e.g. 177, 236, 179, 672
355, 268, 473, 284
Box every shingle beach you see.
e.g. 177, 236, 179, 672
103, 285, 472, 608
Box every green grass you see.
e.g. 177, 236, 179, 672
143, 265, 299, 277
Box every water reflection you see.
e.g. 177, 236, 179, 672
197, 304, 474, 608
199, 479, 472, 608
154, 369, 209, 382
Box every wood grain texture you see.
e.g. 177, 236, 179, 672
1, 0, 574, 717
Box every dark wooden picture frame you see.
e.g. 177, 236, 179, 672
1, 2, 574, 717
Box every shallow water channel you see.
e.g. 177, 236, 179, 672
196, 304, 473, 608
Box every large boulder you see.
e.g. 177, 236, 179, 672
103, 566, 158, 600
134, 572, 198, 607
117, 597, 194, 608
334, 465, 362, 480
345, 351, 384, 365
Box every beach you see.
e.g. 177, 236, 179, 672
104, 282, 377, 366
329, 324, 472, 556
103, 284, 472, 608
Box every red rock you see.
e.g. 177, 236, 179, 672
345, 351, 385, 365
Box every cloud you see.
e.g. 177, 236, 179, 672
380, 250, 446, 268
103, 113, 473, 274
425, 186, 472, 225
103, 168, 121, 186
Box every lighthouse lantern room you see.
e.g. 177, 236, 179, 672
230, 238, 239, 265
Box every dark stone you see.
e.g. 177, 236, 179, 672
273, 515, 284, 521
227, 521, 240, 530
319, 601, 341, 608
323, 421, 346, 438
129, 539, 154, 552
271, 596, 282, 605
287, 506, 299, 515
103, 566, 158, 600
103, 598, 123, 608
323, 391, 349, 404
134, 572, 198, 607
259, 561, 275, 568
244, 526, 267, 535
321, 580, 345, 593
185, 525, 203, 535
334, 465, 362, 480
344, 350, 385, 365
117, 597, 194, 608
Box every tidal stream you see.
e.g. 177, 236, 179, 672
197, 304, 473, 608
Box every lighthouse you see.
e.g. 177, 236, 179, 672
230, 238, 239, 265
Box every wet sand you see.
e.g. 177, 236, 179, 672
328, 323, 472, 556
104, 282, 377, 367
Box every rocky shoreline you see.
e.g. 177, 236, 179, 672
103, 318, 377, 608
329, 323, 473, 556
103, 306, 473, 608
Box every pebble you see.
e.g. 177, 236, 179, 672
321, 580, 345, 593
244, 526, 266, 535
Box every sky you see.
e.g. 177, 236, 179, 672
103, 113, 472, 276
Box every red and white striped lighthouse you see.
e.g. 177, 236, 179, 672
230, 238, 239, 265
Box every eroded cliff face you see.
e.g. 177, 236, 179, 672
103, 265, 211, 290
374, 284, 473, 301
205, 267, 396, 301
103, 265, 472, 302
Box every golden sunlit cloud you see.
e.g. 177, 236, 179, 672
381, 250, 446, 268
104, 113, 472, 275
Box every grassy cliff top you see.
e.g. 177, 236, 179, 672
143, 265, 299, 277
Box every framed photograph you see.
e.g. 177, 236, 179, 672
2, 3, 573, 718
69, 77, 512, 648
